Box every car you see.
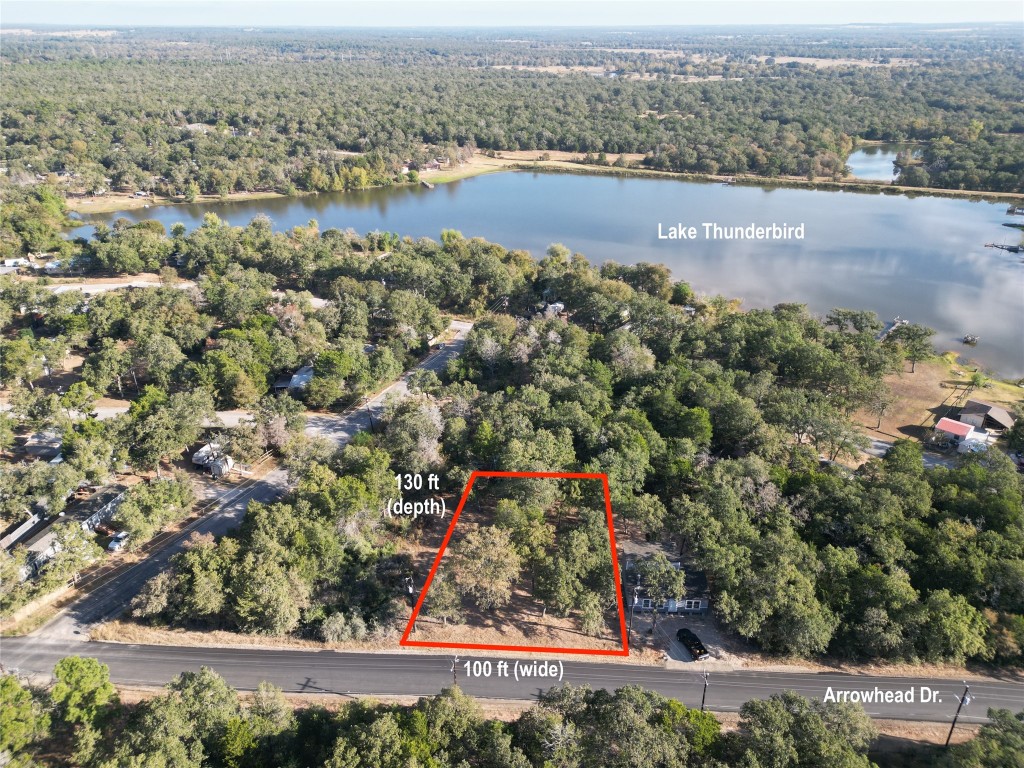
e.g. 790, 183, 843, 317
107, 531, 130, 552
676, 627, 711, 661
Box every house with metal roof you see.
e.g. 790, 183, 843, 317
958, 400, 1016, 432
934, 417, 975, 443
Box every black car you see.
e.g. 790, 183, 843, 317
676, 628, 710, 661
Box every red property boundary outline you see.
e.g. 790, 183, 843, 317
400, 471, 630, 657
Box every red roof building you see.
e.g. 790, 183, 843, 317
935, 417, 974, 439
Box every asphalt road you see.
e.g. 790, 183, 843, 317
24, 320, 474, 641
10, 318, 1013, 724
863, 437, 956, 469
37, 467, 291, 641
2, 640, 1019, 725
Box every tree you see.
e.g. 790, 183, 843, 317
168, 667, 240, 757
221, 718, 257, 768
918, 589, 988, 664
128, 386, 215, 474
0, 337, 43, 390
887, 323, 935, 373
382, 397, 444, 474
637, 553, 685, 632
132, 333, 185, 388
82, 339, 132, 396
726, 691, 876, 768
108, 691, 204, 767
38, 522, 103, 587
0, 675, 49, 758
229, 553, 310, 635
944, 708, 1024, 767
1006, 403, 1024, 450
452, 526, 522, 611
424, 573, 464, 626
60, 381, 97, 418
114, 475, 196, 548
579, 591, 605, 636
51, 656, 118, 729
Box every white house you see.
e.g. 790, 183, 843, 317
934, 417, 975, 444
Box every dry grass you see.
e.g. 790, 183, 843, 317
755, 55, 916, 68
66, 189, 290, 215
0, 592, 72, 636
491, 64, 609, 75
854, 353, 1023, 441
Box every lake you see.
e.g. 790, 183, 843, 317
846, 144, 919, 181
77, 172, 1024, 377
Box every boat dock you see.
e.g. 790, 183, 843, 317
877, 315, 909, 342
985, 242, 1023, 254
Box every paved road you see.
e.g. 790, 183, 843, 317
2, 639, 1019, 724
6, 317, 1018, 722
24, 320, 474, 641
69, 320, 475, 443
305, 320, 473, 443
36, 468, 291, 641
862, 438, 956, 469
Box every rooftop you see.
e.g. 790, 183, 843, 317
961, 399, 1015, 430
935, 417, 973, 438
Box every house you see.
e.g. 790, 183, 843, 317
23, 432, 63, 460
15, 485, 126, 577
288, 365, 315, 390
934, 417, 975, 444
624, 558, 710, 616
74, 485, 128, 533
958, 400, 1016, 432
192, 442, 235, 478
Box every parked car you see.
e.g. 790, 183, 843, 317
107, 531, 130, 552
676, 628, 710, 661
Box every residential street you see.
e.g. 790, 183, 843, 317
2, 639, 1019, 725
17, 320, 473, 641
862, 437, 957, 469
5, 317, 1019, 725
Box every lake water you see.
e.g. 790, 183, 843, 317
78, 172, 1024, 377
846, 144, 919, 181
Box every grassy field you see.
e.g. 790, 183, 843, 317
67, 189, 292, 215
67, 157, 1024, 216
856, 352, 1023, 442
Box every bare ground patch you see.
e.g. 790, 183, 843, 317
854, 354, 1023, 441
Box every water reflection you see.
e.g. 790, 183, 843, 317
846, 143, 921, 181
76, 171, 1024, 376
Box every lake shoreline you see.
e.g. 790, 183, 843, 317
65, 159, 1024, 219
64, 171, 1024, 378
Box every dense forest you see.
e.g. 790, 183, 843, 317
1, 25, 1022, 199
2, 210, 1022, 667
3, 657, 1021, 768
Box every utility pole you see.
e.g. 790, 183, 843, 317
700, 669, 710, 711
450, 656, 459, 687
945, 683, 972, 748
365, 396, 377, 433
627, 585, 640, 646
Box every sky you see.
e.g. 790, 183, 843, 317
2, 0, 1021, 28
